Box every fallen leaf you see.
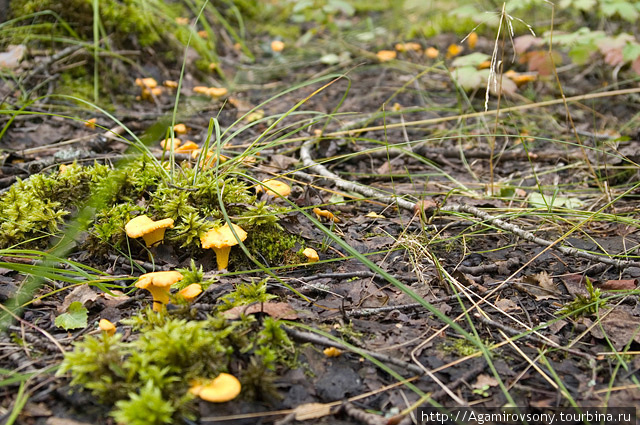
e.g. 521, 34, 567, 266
98, 290, 129, 308
513, 35, 542, 54
495, 298, 520, 312
58, 285, 98, 313
561, 274, 589, 297
293, 402, 332, 420
55, 302, 88, 330
223, 302, 298, 320
600, 279, 638, 291
0, 45, 26, 69
584, 307, 640, 350
473, 374, 499, 389
365, 211, 385, 219
520, 271, 558, 300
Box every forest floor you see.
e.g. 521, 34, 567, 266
1, 4, 640, 425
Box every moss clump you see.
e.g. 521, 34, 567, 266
244, 223, 300, 266
0, 162, 110, 248
0, 156, 299, 269
10, 0, 162, 46
58, 309, 294, 425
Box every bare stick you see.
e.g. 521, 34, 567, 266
300, 139, 640, 269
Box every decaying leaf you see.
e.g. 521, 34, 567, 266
223, 302, 298, 320
58, 285, 98, 313
584, 307, 640, 350
495, 298, 519, 312
520, 271, 558, 300
473, 374, 499, 389
600, 279, 637, 291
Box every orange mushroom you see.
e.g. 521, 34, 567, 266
189, 373, 241, 403
178, 283, 203, 302
98, 319, 116, 336
125, 215, 174, 247
135, 271, 184, 311
200, 223, 247, 270
302, 248, 319, 263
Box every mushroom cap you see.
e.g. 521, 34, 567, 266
263, 180, 291, 197
98, 319, 116, 336
135, 77, 158, 88
190, 373, 241, 403
160, 137, 182, 150
135, 271, 184, 311
125, 215, 174, 247
206, 87, 228, 98
173, 123, 188, 135
135, 271, 184, 289
302, 248, 319, 263
125, 215, 174, 238
175, 141, 199, 153
200, 223, 247, 249
178, 283, 203, 302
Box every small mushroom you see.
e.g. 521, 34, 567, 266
271, 40, 285, 53
262, 180, 291, 197
173, 123, 188, 135
190, 373, 241, 403
200, 223, 247, 271
302, 248, 319, 263
178, 283, 203, 302
160, 137, 181, 150
98, 319, 116, 336
125, 215, 174, 247
135, 271, 184, 311
175, 141, 199, 153
312, 207, 340, 223
376, 50, 397, 62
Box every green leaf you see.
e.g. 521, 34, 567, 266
452, 66, 490, 90
622, 42, 640, 62
55, 302, 88, 330
528, 193, 584, 210
451, 52, 490, 67
600, 1, 639, 22
569, 43, 597, 65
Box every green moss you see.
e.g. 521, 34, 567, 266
58, 309, 295, 424
11, 0, 161, 46
0, 157, 300, 270
244, 223, 300, 265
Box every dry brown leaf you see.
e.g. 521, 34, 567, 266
58, 285, 98, 313
473, 374, 499, 389
584, 307, 640, 350
495, 298, 519, 312
293, 402, 332, 420
600, 279, 638, 291
98, 290, 129, 308
521, 271, 558, 300
222, 302, 298, 320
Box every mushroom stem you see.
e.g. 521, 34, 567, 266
146, 286, 171, 311
213, 246, 232, 271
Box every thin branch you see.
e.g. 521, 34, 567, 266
300, 139, 640, 269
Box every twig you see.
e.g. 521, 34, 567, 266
300, 139, 640, 269
284, 326, 426, 375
